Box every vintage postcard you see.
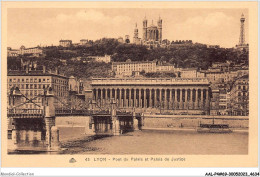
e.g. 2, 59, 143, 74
1, 1, 258, 169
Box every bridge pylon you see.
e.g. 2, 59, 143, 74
44, 87, 60, 151
111, 99, 120, 135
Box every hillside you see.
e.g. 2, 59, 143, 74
7, 38, 248, 79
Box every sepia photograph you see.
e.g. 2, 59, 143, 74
1, 1, 258, 170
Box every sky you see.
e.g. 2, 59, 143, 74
7, 8, 248, 49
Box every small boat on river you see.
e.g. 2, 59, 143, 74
197, 123, 232, 133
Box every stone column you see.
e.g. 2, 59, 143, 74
144, 89, 147, 108
198, 89, 201, 109
139, 89, 142, 108
195, 89, 198, 109
154, 89, 157, 108
104, 89, 107, 106
129, 89, 132, 108
200, 89, 204, 110
106, 89, 109, 102
100, 88, 103, 107
115, 89, 118, 106
159, 88, 162, 110
169, 89, 172, 110
134, 88, 137, 108
92, 89, 96, 101
190, 89, 194, 110
205, 89, 209, 114
174, 89, 177, 109
124, 89, 127, 108
184, 89, 188, 109
180, 89, 183, 109
164, 89, 167, 109
119, 89, 122, 108
110, 89, 113, 101
149, 89, 152, 108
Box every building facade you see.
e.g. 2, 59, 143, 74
229, 75, 249, 116
59, 40, 72, 47
8, 70, 69, 109
80, 39, 89, 45
156, 64, 174, 72
7, 67, 85, 110
91, 78, 211, 115
180, 69, 205, 78
112, 59, 157, 77
7, 46, 43, 57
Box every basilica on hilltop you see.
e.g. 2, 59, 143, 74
133, 16, 163, 47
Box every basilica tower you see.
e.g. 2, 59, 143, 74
143, 16, 148, 41
157, 16, 162, 43
134, 23, 138, 39
133, 23, 141, 45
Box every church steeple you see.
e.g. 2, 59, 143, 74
143, 16, 148, 41
134, 23, 138, 36
157, 16, 162, 43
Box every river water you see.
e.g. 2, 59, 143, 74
61, 129, 248, 155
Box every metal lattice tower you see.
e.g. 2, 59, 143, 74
239, 13, 245, 45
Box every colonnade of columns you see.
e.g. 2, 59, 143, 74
93, 87, 210, 111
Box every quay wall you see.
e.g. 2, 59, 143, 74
143, 117, 249, 129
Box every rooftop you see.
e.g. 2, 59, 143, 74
7, 70, 68, 79
91, 77, 210, 86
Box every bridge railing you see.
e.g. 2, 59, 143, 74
7, 109, 44, 118
55, 109, 92, 116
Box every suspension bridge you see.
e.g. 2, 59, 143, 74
7, 86, 142, 152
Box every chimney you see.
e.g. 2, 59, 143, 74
43, 65, 46, 74
55, 67, 58, 75
26, 65, 29, 73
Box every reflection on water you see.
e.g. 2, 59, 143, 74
77, 129, 248, 155
9, 129, 248, 155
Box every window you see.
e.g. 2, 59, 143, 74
34, 84, 37, 89
22, 79, 24, 82
39, 79, 41, 82
30, 84, 33, 89
38, 85, 41, 89
21, 84, 24, 89
26, 84, 29, 89
9, 79, 12, 82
